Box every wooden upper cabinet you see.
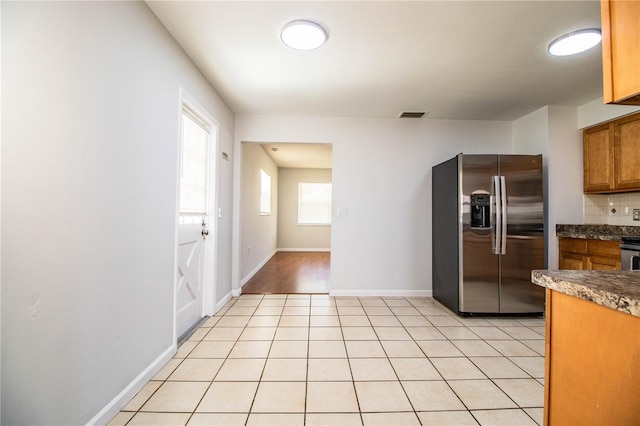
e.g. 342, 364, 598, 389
601, 0, 640, 105
614, 113, 640, 189
584, 122, 614, 192
584, 111, 640, 193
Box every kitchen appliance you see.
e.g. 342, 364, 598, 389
432, 154, 545, 315
620, 237, 640, 270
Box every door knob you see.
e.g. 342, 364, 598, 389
201, 217, 208, 238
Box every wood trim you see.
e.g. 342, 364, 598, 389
601, 0, 613, 103
543, 288, 552, 426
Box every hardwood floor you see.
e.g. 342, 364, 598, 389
242, 251, 330, 294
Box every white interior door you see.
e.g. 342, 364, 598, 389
176, 216, 208, 338
176, 106, 214, 339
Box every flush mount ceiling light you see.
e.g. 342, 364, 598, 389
281, 20, 328, 51
548, 28, 602, 56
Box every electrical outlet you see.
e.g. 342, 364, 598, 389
634, 209, 640, 221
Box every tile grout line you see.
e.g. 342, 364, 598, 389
115, 293, 545, 426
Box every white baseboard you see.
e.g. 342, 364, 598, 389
240, 249, 278, 287
231, 288, 242, 297
87, 344, 176, 425
329, 289, 433, 298
215, 291, 233, 313
277, 248, 331, 252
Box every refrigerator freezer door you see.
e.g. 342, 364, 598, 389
460, 155, 500, 313
498, 155, 545, 313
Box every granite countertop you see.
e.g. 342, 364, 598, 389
532, 270, 640, 317
556, 224, 640, 241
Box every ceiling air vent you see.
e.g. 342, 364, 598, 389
398, 111, 428, 118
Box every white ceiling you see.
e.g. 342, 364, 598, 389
261, 143, 333, 169
147, 0, 603, 122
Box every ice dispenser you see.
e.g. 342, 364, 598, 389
470, 193, 491, 229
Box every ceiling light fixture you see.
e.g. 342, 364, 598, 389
281, 20, 328, 51
548, 28, 602, 56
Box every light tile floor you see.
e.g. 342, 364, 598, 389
109, 295, 545, 426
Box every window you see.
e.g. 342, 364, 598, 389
298, 183, 332, 225
260, 169, 271, 215
179, 109, 209, 215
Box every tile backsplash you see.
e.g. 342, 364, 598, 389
584, 192, 640, 226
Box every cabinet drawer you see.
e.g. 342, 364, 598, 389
558, 237, 621, 271
587, 239, 621, 258
559, 238, 587, 255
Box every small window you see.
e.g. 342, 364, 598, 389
260, 169, 271, 215
179, 110, 209, 215
298, 183, 332, 225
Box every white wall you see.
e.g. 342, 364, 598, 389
547, 106, 586, 266
578, 97, 640, 129
278, 168, 332, 250
512, 107, 549, 156
234, 116, 512, 296
240, 144, 278, 284
1, 2, 234, 424
513, 106, 584, 269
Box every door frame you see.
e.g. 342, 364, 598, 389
173, 87, 220, 343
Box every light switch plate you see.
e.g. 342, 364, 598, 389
634, 209, 640, 221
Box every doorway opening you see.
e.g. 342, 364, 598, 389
239, 142, 332, 294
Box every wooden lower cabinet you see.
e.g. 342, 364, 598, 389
544, 289, 640, 425
558, 237, 621, 270
589, 255, 621, 270
559, 252, 588, 270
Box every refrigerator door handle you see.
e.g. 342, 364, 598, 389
500, 176, 507, 255
492, 175, 501, 255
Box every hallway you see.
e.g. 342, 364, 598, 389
109, 294, 545, 425
242, 252, 330, 294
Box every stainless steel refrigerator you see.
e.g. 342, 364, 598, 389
432, 154, 545, 315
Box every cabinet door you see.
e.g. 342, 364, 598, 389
614, 114, 640, 190
601, 0, 640, 105
559, 252, 588, 270
583, 123, 615, 193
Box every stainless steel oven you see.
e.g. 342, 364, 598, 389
620, 237, 640, 270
